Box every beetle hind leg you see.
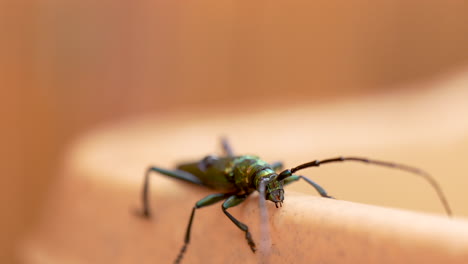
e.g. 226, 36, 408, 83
142, 166, 203, 218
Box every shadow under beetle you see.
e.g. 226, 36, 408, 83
140, 138, 452, 264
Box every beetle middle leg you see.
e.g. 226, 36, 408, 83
221, 137, 234, 157
222, 194, 257, 252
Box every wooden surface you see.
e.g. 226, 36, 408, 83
6, 2, 468, 263
20, 79, 468, 263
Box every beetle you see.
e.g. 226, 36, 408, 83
140, 139, 452, 264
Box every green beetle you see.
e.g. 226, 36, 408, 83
141, 139, 451, 264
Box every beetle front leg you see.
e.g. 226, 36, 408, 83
283, 175, 335, 199
222, 194, 256, 253
270, 161, 283, 171
174, 193, 232, 264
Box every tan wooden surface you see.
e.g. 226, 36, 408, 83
6, 2, 468, 263
21, 79, 468, 263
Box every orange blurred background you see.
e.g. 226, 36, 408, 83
2, 1, 468, 263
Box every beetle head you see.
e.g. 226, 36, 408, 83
265, 180, 284, 208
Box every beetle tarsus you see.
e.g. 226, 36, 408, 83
174, 244, 187, 264
246, 230, 256, 253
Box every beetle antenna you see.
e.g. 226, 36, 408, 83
281, 156, 452, 216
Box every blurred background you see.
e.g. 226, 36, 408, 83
2, 1, 468, 263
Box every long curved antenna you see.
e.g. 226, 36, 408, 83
278, 156, 452, 216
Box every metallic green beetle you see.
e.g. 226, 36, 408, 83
141, 139, 451, 264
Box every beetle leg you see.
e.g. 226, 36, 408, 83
142, 167, 204, 218
269, 161, 283, 171
221, 137, 234, 157
175, 193, 232, 264
222, 194, 256, 252
283, 175, 335, 199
